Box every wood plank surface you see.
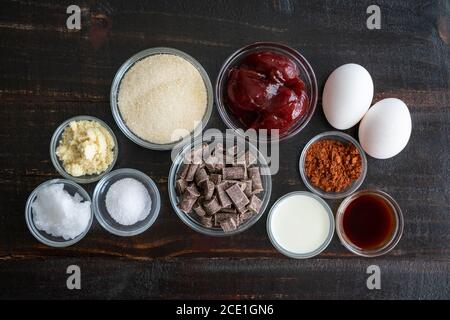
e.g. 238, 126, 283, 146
0, 0, 449, 299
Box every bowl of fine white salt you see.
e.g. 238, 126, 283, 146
92, 168, 161, 236
25, 179, 93, 247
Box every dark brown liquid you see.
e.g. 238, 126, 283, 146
342, 194, 396, 250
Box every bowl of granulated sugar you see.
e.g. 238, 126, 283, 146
111, 47, 213, 150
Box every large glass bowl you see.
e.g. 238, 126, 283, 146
215, 42, 318, 143
168, 134, 272, 236
110, 47, 213, 150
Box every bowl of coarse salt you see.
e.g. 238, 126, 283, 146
110, 47, 214, 150
92, 168, 161, 236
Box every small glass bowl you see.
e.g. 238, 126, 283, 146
92, 168, 161, 236
25, 179, 93, 247
215, 42, 318, 143
335, 189, 404, 257
50, 115, 119, 184
266, 191, 335, 259
299, 131, 367, 199
168, 134, 272, 236
110, 47, 214, 150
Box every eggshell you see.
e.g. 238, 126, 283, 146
359, 98, 412, 159
323, 64, 374, 130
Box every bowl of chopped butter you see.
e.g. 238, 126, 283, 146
50, 115, 119, 184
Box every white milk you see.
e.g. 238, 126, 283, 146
269, 193, 331, 254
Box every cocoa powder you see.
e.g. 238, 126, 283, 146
304, 139, 362, 192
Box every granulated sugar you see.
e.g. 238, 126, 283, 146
105, 178, 152, 225
31, 183, 91, 240
118, 54, 207, 144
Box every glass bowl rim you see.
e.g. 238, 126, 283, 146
25, 178, 93, 247
299, 131, 368, 199
110, 47, 214, 151
49, 115, 119, 184
168, 134, 273, 237
92, 168, 162, 237
214, 41, 318, 143
335, 189, 404, 257
266, 191, 335, 259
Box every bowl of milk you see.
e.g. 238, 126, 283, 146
267, 191, 334, 259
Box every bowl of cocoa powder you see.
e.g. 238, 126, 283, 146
299, 131, 367, 199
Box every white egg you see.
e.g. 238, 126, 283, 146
323, 64, 374, 130
359, 98, 412, 159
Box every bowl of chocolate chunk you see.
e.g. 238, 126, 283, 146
168, 134, 272, 236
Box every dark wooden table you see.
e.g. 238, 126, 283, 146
0, 0, 449, 300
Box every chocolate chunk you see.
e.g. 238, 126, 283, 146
185, 164, 199, 182
191, 143, 208, 164
183, 183, 200, 199
209, 173, 222, 185
248, 167, 263, 193
223, 165, 246, 180
215, 182, 233, 208
238, 181, 247, 192
218, 207, 237, 214
199, 216, 213, 228
214, 213, 239, 227
220, 216, 239, 232
178, 197, 197, 214
225, 183, 249, 209
200, 179, 215, 201
203, 196, 221, 215
175, 179, 187, 196
194, 168, 208, 185
204, 155, 217, 173
178, 163, 189, 179
240, 209, 254, 222
247, 195, 262, 213
193, 203, 206, 217
243, 179, 252, 197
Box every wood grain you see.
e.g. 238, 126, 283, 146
0, 0, 448, 299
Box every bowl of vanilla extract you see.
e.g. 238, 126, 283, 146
335, 189, 404, 257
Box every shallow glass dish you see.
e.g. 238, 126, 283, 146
266, 191, 334, 259
215, 42, 318, 143
50, 115, 119, 184
110, 47, 214, 150
335, 189, 404, 257
92, 168, 161, 236
25, 179, 93, 247
168, 134, 272, 236
299, 131, 367, 199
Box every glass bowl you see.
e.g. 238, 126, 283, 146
168, 134, 272, 236
25, 179, 93, 247
266, 191, 334, 259
335, 189, 404, 257
92, 168, 161, 236
215, 42, 318, 143
110, 47, 214, 150
50, 115, 119, 184
299, 131, 367, 199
